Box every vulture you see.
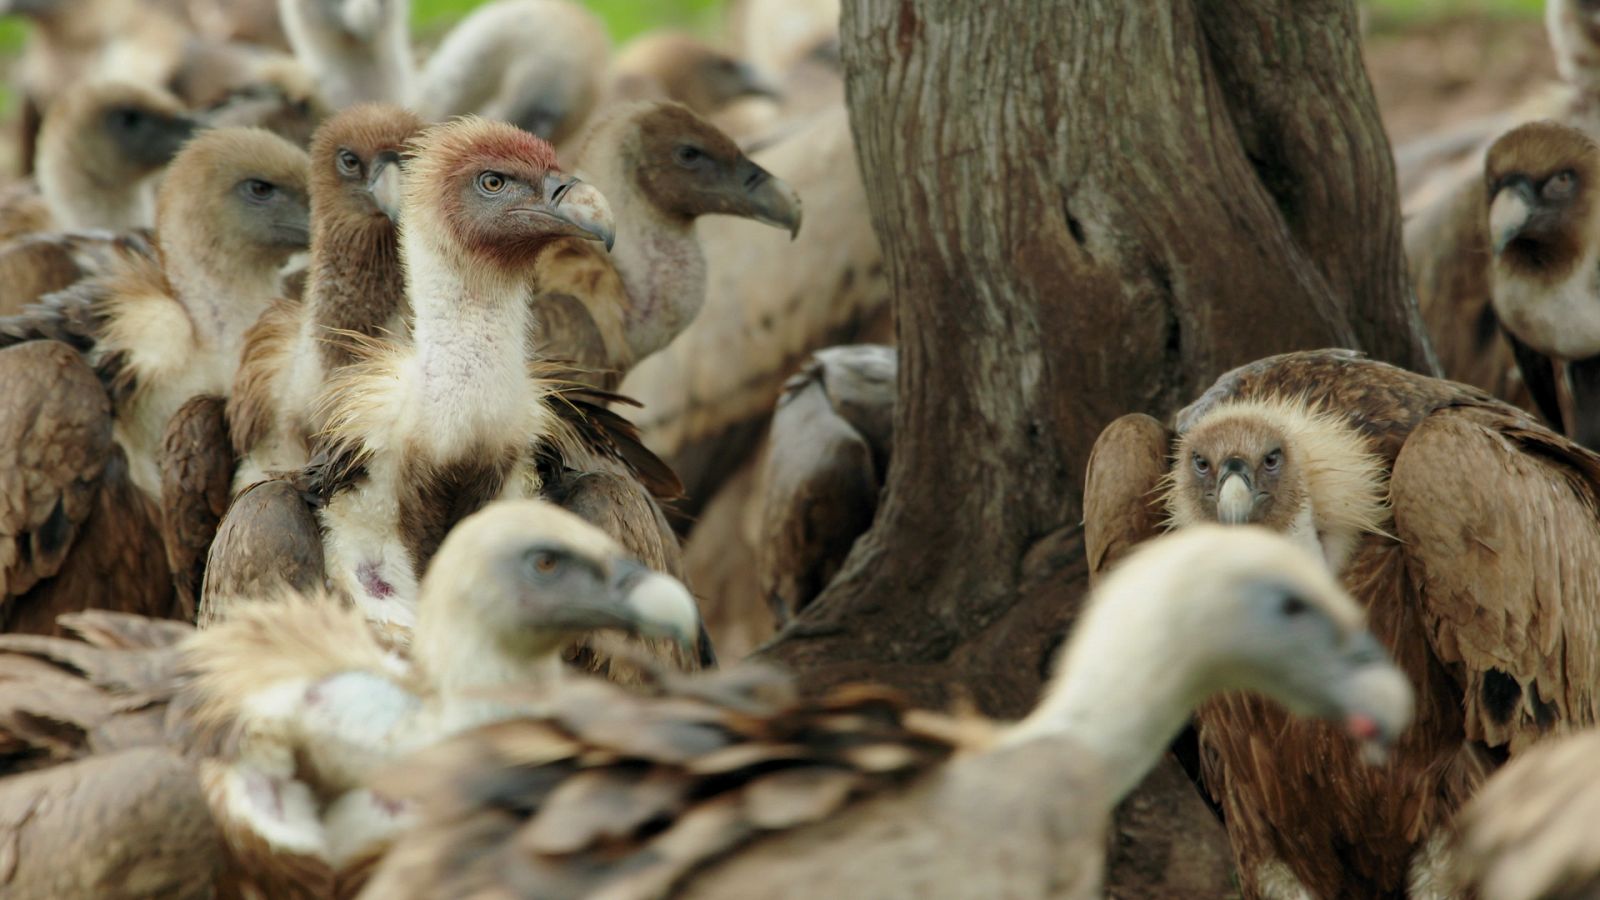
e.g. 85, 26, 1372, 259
411, 0, 609, 148
203, 116, 615, 629
229, 103, 420, 490
606, 32, 779, 118
0, 498, 703, 898
1484, 120, 1600, 449
533, 100, 802, 387
1083, 348, 1600, 898
0, 126, 310, 631
1449, 727, 1600, 900
277, 0, 411, 109
358, 525, 1413, 900
178, 47, 330, 148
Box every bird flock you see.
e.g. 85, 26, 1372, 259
0, 0, 1595, 898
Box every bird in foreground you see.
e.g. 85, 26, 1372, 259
1484, 119, 1600, 449
1084, 348, 1600, 898
533, 100, 802, 387
357, 525, 1412, 900
1449, 727, 1600, 900
0, 498, 703, 898
228, 103, 420, 492
412, 0, 609, 148
210, 117, 614, 632
0, 127, 309, 631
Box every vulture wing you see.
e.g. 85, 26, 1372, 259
1083, 412, 1172, 583
0, 229, 156, 319
198, 478, 325, 626
159, 394, 235, 621
1391, 405, 1600, 752
530, 237, 631, 388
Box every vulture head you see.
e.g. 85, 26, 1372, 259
413, 499, 702, 682
1020, 525, 1414, 801
402, 117, 615, 277
35, 80, 199, 229
1548, 0, 1600, 90
607, 101, 803, 236
1166, 396, 1388, 574
1484, 120, 1600, 362
196, 55, 330, 149
310, 103, 421, 227
610, 32, 781, 115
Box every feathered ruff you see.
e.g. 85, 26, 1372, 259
228, 296, 303, 459
1164, 394, 1392, 570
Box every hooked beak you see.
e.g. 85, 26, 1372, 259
730, 61, 783, 102
604, 559, 703, 652
366, 151, 403, 222
1489, 179, 1538, 255
534, 173, 615, 250
727, 156, 803, 238
1216, 465, 1254, 525
1333, 633, 1414, 765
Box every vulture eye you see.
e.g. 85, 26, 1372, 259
525, 549, 563, 577
1262, 449, 1283, 473
115, 108, 145, 130
242, 179, 278, 202
1192, 454, 1210, 476
1544, 170, 1578, 200
1280, 595, 1308, 617
335, 149, 362, 177
674, 144, 707, 168
477, 171, 507, 195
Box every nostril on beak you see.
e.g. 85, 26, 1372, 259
550, 179, 574, 205
744, 168, 767, 191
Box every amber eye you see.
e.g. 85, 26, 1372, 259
1263, 449, 1283, 473
1544, 170, 1578, 200
1193, 454, 1210, 476
477, 171, 507, 194
526, 550, 562, 576
336, 149, 361, 177
242, 179, 277, 202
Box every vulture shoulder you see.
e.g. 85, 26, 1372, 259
530, 238, 632, 386
158, 393, 234, 620
1391, 405, 1600, 751
1450, 727, 1600, 900
358, 670, 1084, 900
0, 178, 50, 244
198, 478, 326, 626
0, 229, 153, 319
1082, 412, 1171, 584
756, 344, 894, 626
227, 294, 303, 467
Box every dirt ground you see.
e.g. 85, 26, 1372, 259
1366, 14, 1556, 147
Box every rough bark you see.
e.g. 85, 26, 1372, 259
758, 1, 1432, 894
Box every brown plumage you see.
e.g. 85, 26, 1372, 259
197, 479, 326, 624
1449, 727, 1600, 900
756, 343, 894, 627
358, 526, 1413, 900
159, 394, 233, 620
184, 49, 330, 148
0, 229, 155, 319
1483, 120, 1600, 449
0, 127, 310, 633
607, 32, 778, 117
1083, 348, 1600, 898
228, 104, 421, 490
533, 101, 802, 388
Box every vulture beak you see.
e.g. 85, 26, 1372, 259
1489, 179, 1538, 255
1216, 460, 1254, 525
730, 61, 783, 102
535, 173, 615, 250
548, 558, 701, 651
730, 156, 804, 238
366, 151, 404, 222
1333, 632, 1414, 765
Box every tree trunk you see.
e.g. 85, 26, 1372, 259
759, 1, 1432, 894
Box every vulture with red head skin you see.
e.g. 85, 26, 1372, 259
1483, 120, 1600, 450
357, 526, 1411, 900
0, 127, 310, 631
0, 499, 703, 898
1083, 348, 1600, 898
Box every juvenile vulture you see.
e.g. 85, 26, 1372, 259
1449, 727, 1600, 900
606, 32, 778, 117
229, 104, 420, 490
1083, 348, 1600, 898
207, 117, 614, 629
1484, 120, 1600, 448
358, 525, 1412, 900
412, 0, 609, 147
277, 0, 411, 109
0, 499, 702, 897
0, 127, 310, 630
533, 100, 801, 386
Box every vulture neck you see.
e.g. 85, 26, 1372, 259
1001, 584, 1213, 804
164, 236, 281, 361
402, 226, 538, 458
584, 150, 706, 362
413, 613, 565, 732
309, 212, 404, 370
38, 154, 154, 231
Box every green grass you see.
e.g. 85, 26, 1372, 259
413, 0, 728, 43
1365, 0, 1544, 25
